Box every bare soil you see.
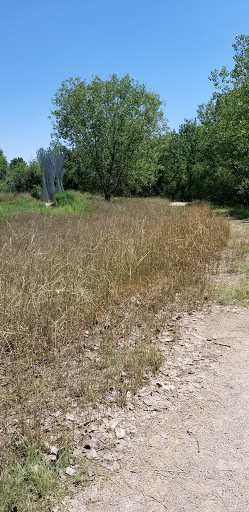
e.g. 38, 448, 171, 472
64, 303, 249, 512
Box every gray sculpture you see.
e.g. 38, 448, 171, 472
52, 149, 65, 195
37, 147, 65, 202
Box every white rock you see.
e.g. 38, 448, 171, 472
50, 446, 58, 455
88, 470, 95, 478
48, 454, 57, 461
86, 449, 98, 459
103, 453, 114, 462
115, 428, 126, 439
65, 467, 76, 476
66, 413, 75, 422
165, 384, 175, 391
90, 438, 102, 450
110, 419, 120, 430
112, 461, 121, 471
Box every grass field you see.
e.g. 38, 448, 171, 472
213, 203, 249, 221
0, 191, 99, 218
0, 195, 231, 511
213, 221, 249, 306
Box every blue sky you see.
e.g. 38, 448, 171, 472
1, 0, 249, 163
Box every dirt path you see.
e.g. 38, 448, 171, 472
65, 304, 249, 512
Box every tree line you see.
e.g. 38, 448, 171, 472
1, 35, 249, 204
0, 154, 41, 195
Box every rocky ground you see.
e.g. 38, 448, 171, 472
60, 302, 249, 512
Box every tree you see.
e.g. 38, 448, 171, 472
156, 35, 249, 204
156, 131, 186, 199
156, 121, 203, 201
6, 158, 42, 193
198, 35, 249, 203
63, 147, 96, 192
210, 35, 249, 89
6, 158, 28, 192
51, 74, 165, 200
177, 120, 202, 201
0, 149, 8, 181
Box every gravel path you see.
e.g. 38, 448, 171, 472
66, 304, 249, 511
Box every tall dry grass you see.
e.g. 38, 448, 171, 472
0, 199, 229, 464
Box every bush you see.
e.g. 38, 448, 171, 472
236, 178, 249, 205
52, 190, 83, 211
6, 159, 42, 193
0, 181, 10, 194
30, 185, 41, 200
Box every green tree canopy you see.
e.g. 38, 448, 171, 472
51, 74, 166, 199
155, 35, 249, 204
6, 158, 41, 192
197, 34, 249, 203
0, 149, 8, 181
156, 120, 203, 201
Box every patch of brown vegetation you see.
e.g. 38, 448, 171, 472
0, 199, 229, 467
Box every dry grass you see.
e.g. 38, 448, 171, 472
213, 222, 249, 305
0, 193, 16, 202
0, 199, 229, 469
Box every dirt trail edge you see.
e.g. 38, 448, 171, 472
66, 305, 249, 512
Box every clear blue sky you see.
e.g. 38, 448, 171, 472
1, 0, 249, 163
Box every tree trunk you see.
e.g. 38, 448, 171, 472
105, 193, 111, 201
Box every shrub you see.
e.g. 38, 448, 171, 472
30, 185, 41, 200
52, 190, 83, 210
6, 159, 42, 193
0, 181, 9, 194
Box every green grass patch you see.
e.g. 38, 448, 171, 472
0, 192, 100, 219
0, 194, 44, 219
0, 439, 92, 512
213, 204, 249, 221
0, 444, 65, 512
214, 281, 249, 305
